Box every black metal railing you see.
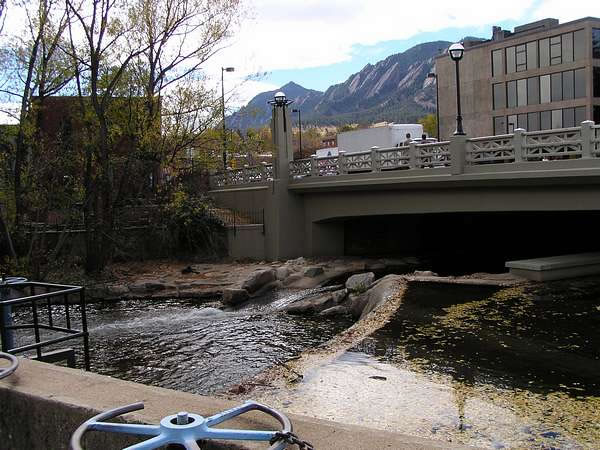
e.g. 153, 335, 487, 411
0, 282, 90, 370
210, 208, 265, 235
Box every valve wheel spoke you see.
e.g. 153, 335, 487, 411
123, 435, 170, 450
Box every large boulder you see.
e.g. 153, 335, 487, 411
345, 272, 375, 293
283, 273, 303, 286
241, 269, 276, 294
276, 266, 291, 280
331, 288, 348, 304
222, 288, 250, 306
286, 294, 335, 315
303, 266, 324, 278
349, 275, 404, 319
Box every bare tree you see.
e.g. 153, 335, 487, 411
131, 0, 242, 171
0, 0, 73, 225
65, 0, 158, 271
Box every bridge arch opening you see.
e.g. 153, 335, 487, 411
344, 211, 600, 275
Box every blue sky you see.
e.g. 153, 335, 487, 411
205, 0, 600, 106
265, 23, 527, 92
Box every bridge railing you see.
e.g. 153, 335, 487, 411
590, 123, 600, 157
210, 121, 599, 187
466, 134, 515, 164
210, 163, 273, 188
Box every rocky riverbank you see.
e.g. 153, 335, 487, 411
84, 256, 422, 302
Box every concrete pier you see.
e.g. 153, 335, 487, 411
506, 252, 600, 281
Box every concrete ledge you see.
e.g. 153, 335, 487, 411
506, 252, 600, 281
0, 359, 472, 449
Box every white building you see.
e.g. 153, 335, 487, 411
338, 123, 424, 153
315, 123, 424, 157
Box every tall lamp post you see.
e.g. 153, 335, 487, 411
427, 72, 440, 139
448, 43, 465, 136
221, 66, 235, 169
292, 108, 302, 158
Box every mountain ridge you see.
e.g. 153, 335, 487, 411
228, 40, 453, 130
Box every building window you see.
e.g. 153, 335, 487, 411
506, 46, 516, 73
561, 32, 573, 63
550, 35, 562, 65
492, 49, 503, 77
552, 109, 563, 128
594, 67, 600, 97
551, 72, 562, 101
517, 79, 527, 106
574, 68, 586, 98
563, 107, 575, 128
541, 110, 552, 130
574, 29, 586, 60
540, 74, 551, 103
516, 44, 527, 72
539, 38, 550, 67
508, 114, 517, 132
493, 83, 505, 109
527, 77, 539, 105
562, 70, 574, 100
575, 106, 586, 125
594, 106, 600, 124
526, 41, 538, 70
507, 80, 517, 108
593, 29, 600, 59
494, 116, 507, 135
528, 112, 540, 131
517, 113, 527, 130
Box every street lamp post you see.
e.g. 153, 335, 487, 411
427, 72, 440, 139
292, 108, 302, 158
221, 66, 235, 169
448, 43, 465, 136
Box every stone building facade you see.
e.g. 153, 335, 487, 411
436, 17, 600, 139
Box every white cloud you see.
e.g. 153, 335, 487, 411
228, 78, 279, 109
530, 1, 600, 23
206, 0, 543, 100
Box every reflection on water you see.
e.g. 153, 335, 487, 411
11, 291, 352, 395
258, 281, 600, 448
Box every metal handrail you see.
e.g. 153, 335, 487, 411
0, 281, 90, 371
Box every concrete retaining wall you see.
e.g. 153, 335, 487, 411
0, 359, 469, 449
228, 225, 265, 260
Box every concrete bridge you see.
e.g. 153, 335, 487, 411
210, 98, 600, 261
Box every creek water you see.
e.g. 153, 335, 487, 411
258, 281, 600, 449
9, 278, 600, 448
10, 287, 352, 394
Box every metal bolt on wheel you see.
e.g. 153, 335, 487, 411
70, 400, 301, 450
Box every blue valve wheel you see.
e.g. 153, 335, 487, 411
0, 352, 18, 379
70, 400, 292, 450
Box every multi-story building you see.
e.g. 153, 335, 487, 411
435, 17, 600, 139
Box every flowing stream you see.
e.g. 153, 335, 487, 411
11, 287, 352, 394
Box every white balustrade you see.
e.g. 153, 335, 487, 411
590, 124, 600, 157
316, 155, 339, 176
290, 159, 312, 178
379, 146, 410, 170
523, 127, 582, 161
212, 121, 599, 187
467, 134, 515, 164
344, 150, 373, 173
414, 141, 451, 168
